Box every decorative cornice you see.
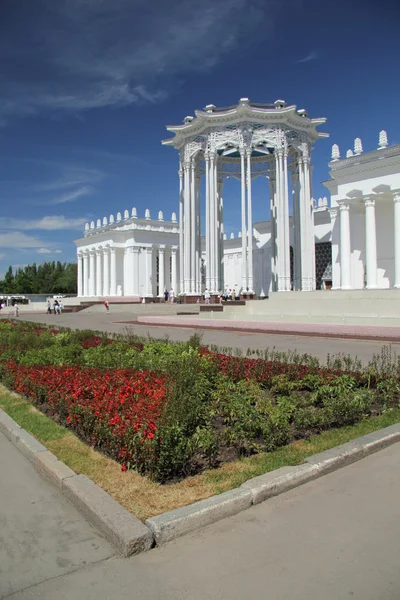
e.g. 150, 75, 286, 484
328, 144, 400, 171
163, 100, 328, 149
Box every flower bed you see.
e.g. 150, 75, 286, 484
0, 319, 399, 482
4, 361, 167, 472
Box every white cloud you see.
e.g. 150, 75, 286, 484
48, 185, 93, 205
0, 215, 86, 231
0, 0, 286, 123
0, 231, 45, 249
36, 247, 63, 254
296, 51, 318, 64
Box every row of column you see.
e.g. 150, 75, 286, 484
270, 148, 315, 292
78, 246, 117, 297
181, 158, 202, 295
180, 148, 255, 296
77, 246, 178, 297
334, 193, 400, 290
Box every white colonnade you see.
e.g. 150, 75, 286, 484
337, 192, 400, 290
78, 243, 179, 298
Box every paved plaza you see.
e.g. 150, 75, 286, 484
5, 306, 400, 364
2, 428, 400, 600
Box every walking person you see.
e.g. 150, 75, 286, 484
46, 300, 51, 314
13, 303, 19, 317
169, 288, 175, 304
164, 289, 169, 303
104, 299, 110, 312
204, 289, 211, 304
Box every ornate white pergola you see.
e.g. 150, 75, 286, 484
163, 98, 328, 296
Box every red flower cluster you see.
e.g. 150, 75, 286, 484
5, 362, 167, 469
80, 335, 113, 349
202, 349, 345, 386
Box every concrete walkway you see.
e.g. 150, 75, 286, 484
3, 311, 400, 364
0, 431, 115, 599
3, 431, 400, 599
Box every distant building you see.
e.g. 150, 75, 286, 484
74, 99, 400, 299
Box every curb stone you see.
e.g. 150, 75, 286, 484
0, 408, 154, 556
146, 488, 252, 545
240, 464, 319, 505
63, 474, 154, 557
1, 406, 400, 552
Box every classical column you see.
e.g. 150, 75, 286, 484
364, 197, 378, 289
190, 159, 197, 294
133, 247, 140, 295
394, 193, 400, 288
269, 172, 276, 291
183, 158, 191, 294
171, 248, 177, 293
103, 246, 110, 296
303, 153, 315, 291
178, 165, 184, 295
158, 247, 165, 297
209, 152, 217, 292
110, 247, 117, 296
205, 153, 211, 290
145, 247, 153, 296
195, 169, 201, 294
218, 177, 224, 292
83, 251, 89, 297
77, 253, 83, 297
339, 203, 352, 290
329, 208, 340, 289
124, 247, 134, 296
282, 149, 291, 291
246, 149, 254, 293
213, 154, 220, 293
240, 148, 247, 291
275, 149, 286, 291
89, 250, 96, 296
291, 168, 301, 290
96, 249, 103, 296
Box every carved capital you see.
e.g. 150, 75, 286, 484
364, 196, 376, 208
339, 203, 350, 213
393, 193, 400, 204
329, 207, 338, 220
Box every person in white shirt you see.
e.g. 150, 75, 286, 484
204, 289, 211, 304
169, 288, 175, 304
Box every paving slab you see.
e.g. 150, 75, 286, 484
5, 442, 400, 600
0, 431, 115, 599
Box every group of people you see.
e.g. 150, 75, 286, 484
203, 288, 237, 304
47, 299, 63, 315
163, 289, 175, 304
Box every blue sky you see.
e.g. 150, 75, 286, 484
0, 0, 399, 276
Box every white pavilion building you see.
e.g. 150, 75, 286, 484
74, 99, 400, 302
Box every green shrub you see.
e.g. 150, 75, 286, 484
270, 374, 299, 396
322, 389, 373, 427
19, 344, 83, 366
263, 406, 291, 451
293, 406, 323, 435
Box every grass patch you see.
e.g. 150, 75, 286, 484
1, 384, 399, 520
